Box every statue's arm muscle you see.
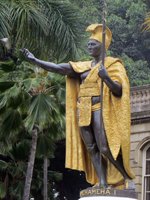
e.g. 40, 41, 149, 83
32, 58, 76, 76
98, 63, 122, 97
103, 77, 122, 97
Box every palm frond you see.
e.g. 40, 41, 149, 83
10, 141, 30, 161
0, 182, 6, 199
0, 160, 8, 171
36, 132, 55, 156
0, 94, 7, 110
25, 93, 58, 131
0, 1, 10, 38
2, 0, 85, 60
0, 109, 23, 139
37, 0, 85, 60
0, 60, 15, 72
9, 0, 49, 51
0, 82, 15, 92
9, 181, 24, 200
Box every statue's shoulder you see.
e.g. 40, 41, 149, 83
69, 60, 92, 73
105, 56, 123, 68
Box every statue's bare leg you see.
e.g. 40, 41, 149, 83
80, 125, 107, 186
92, 110, 131, 181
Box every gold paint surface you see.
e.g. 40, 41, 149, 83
65, 57, 135, 186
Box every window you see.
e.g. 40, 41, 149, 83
143, 144, 150, 200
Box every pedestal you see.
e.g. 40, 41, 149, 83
79, 188, 137, 200
79, 197, 137, 200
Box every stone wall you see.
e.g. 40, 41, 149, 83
130, 85, 150, 200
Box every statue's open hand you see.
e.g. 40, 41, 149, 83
98, 64, 109, 80
20, 48, 36, 62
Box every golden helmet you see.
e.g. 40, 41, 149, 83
86, 24, 112, 50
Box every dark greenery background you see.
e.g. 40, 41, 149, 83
69, 0, 150, 86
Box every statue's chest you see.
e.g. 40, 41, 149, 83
80, 70, 91, 82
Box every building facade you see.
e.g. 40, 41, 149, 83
130, 85, 150, 200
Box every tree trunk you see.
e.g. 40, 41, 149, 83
43, 157, 48, 200
22, 128, 38, 200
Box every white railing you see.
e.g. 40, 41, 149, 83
130, 85, 150, 113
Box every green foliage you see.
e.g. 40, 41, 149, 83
69, 0, 100, 25
0, 60, 16, 72
9, 181, 24, 200
37, 133, 55, 157
0, 1, 10, 38
0, 151, 27, 200
0, 109, 23, 139
0, 0, 85, 199
107, 0, 147, 60
122, 54, 150, 86
70, 0, 150, 86
40, 0, 85, 61
0, 0, 85, 61
25, 93, 59, 131
0, 57, 65, 199
106, 0, 150, 85
0, 182, 6, 199
10, 140, 30, 161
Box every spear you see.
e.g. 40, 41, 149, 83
101, 0, 107, 65
99, 0, 107, 187
100, 0, 107, 107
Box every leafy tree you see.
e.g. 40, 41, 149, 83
0, 0, 86, 199
68, 0, 150, 86
0, 0, 85, 61
0, 56, 65, 200
122, 54, 150, 86
0, 2, 10, 39
106, 0, 150, 85
23, 75, 65, 200
68, 0, 100, 25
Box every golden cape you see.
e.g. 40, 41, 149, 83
65, 57, 135, 186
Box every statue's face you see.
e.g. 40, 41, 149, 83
87, 39, 102, 57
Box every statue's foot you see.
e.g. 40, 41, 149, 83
93, 182, 109, 189
125, 179, 135, 190
100, 184, 108, 189
93, 183, 100, 188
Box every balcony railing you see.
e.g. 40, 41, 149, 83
130, 85, 150, 123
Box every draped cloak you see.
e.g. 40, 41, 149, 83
65, 56, 135, 186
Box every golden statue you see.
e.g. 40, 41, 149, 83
22, 24, 135, 188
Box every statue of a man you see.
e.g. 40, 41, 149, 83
22, 24, 134, 188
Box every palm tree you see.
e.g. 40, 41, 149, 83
0, 57, 31, 200
0, 0, 85, 61
0, 2, 10, 39
23, 77, 65, 200
0, 0, 85, 199
0, 138, 31, 200
0, 56, 65, 200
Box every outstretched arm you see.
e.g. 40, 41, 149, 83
98, 64, 122, 97
22, 49, 76, 76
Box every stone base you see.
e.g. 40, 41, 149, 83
79, 197, 137, 200
79, 188, 137, 200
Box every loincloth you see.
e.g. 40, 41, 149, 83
77, 100, 101, 127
